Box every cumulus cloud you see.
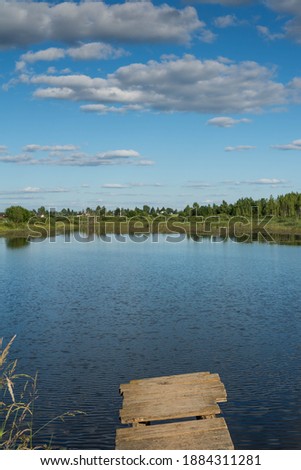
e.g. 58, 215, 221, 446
67, 42, 127, 60
18, 55, 295, 114
45, 66, 71, 75
271, 139, 301, 150
214, 15, 242, 28
0, 145, 154, 167
196, 0, 301, 44
16, 43, 128, 70
0, 1, 204, 48
20, 48, 66, 64
0, 145, 7, 153
199, 28, 217, 43
225, 145, 256, 151
264, 0, 301, 43
206, 116, 251, 127
256, 25, 284, 41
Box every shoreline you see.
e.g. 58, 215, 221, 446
1, 218, 301, 244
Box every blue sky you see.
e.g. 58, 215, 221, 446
1, 0, 301, 211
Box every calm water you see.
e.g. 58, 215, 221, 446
1, 235, 301, 449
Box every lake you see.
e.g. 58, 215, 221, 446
0, 234, 301, 449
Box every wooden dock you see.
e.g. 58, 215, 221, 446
115, 371, 234, 450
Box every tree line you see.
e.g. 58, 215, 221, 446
3, 192, 301, 223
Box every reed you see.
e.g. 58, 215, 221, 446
0, 336, 83, 449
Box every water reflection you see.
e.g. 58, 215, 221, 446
5, 237, 30, 249
5, 231, 301, 247
271, 233, 301, 245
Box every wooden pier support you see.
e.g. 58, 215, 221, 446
116, 372, 234, 450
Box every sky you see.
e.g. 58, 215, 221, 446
1, 0, 301, 211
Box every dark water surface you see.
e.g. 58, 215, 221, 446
1, 235, 301, 449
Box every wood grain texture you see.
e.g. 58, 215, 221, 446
116, 371, 234, 450
116, 418, 234, 450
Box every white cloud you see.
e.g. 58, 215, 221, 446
195, 0, 252, 4
135, 160, 154, 166
22, 55, 294, 114
0, 145, 154, 167
97, 149, 140, 159
22, 186, 41, 193
22, 48, 65, 64
67, 43, 127, 60
225, 145, 256, 151
21, 186, 69, 193
47, 66, 58, 75
196, 0, 301, 45
136, 160, 155, 166
0, 154, 33, 164
222, 178, 288, 186
80, 103, 144, 114
80, 104, 126, 114
0, 186, 69, 195
0, 1, 204, 48
214, 15, 241, 28
0, 145, 7, 153
264, 0, 301, 43
256, 25, 284, 41
199, 28, 217, 43
206, 116, 251, 127
271, 139, 301, 150
23, 144, 79, 152
247, 178, 287, 185
128, 182, 163, 187
16, 43, 128, 71
184, 182, 214, 188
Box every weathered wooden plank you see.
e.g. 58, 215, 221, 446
122, 384, 227, 405
121, 377, 222, 394
129, 372, 211, 385
116, 371, 233, 449
119, 372, 216, 394
117, 417, 228, 441
120, 399, 221, 424
116, 418, 234, 450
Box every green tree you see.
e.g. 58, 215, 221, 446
143, 205, 150, 215
5, 206, 32, 223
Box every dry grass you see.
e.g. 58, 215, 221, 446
0, 336, 84, 449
